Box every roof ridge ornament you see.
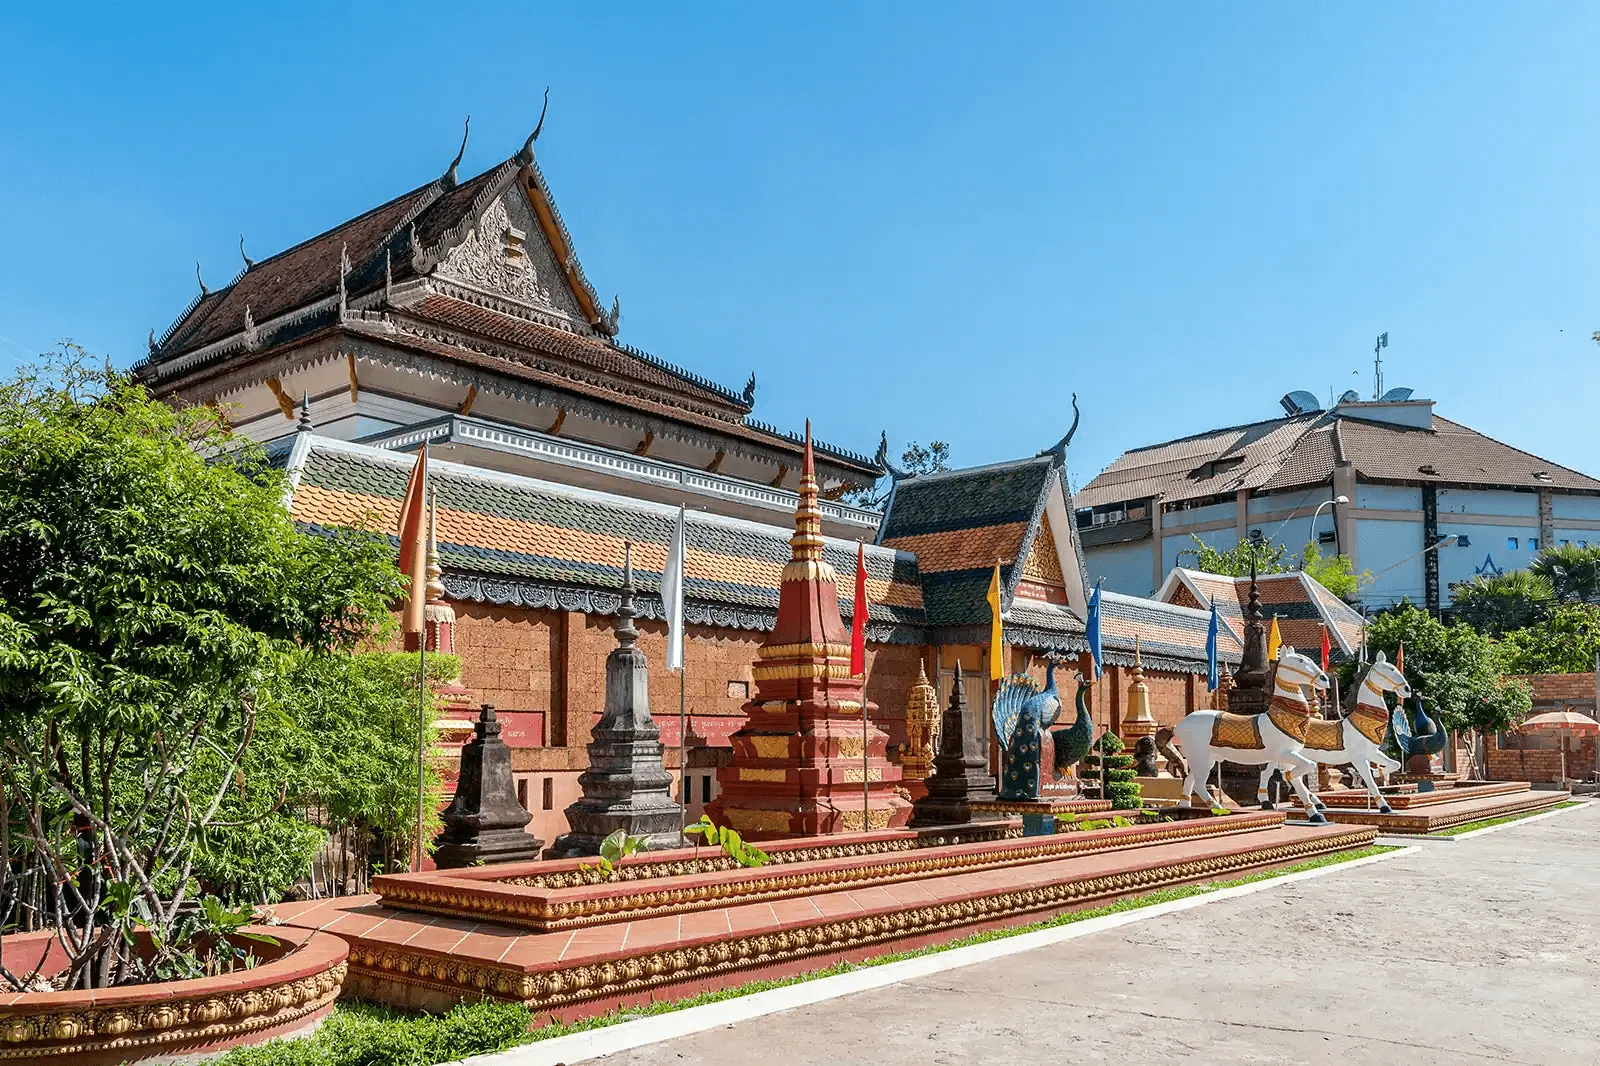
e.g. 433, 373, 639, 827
195, 262, 209, 297
239, 236, 255, 270
243, 303, 260, 352
875, 431, 910, 480
742, 372, 757, 408
444, 115, 470, 189
147, 329, 158, 356
1037, 393, 1080, 464
297, 391, 313, 433
337, 242, 350, 319
516, 87, 551, 165
596, 293, 621, 337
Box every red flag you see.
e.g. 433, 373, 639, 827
850, 541, 868, 676
1319, 624, 1331, 672
397, 445, 429, 634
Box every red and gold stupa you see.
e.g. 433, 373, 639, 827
706, 424, 913, 840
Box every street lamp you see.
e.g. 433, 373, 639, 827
1312, 495, 1350, 556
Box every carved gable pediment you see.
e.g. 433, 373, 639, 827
435, 190, 591, 332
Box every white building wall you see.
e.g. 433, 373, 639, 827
1084, 540, 1156, 597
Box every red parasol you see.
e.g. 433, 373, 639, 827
1520, 710, 1599, 785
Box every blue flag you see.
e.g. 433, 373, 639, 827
1086, 580, 1103, 679
1206, 601, 1220, 691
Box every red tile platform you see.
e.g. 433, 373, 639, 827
1304, 782, 1569, 833
1316, 780, 1530, 810
272, 815, 1375, 1020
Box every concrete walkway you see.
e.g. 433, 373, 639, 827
594, 804, 1598, 1065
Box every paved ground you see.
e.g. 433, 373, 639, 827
600, 804, 1598, 1065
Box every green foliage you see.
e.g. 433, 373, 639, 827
1298, 542, 1367, 599
1105, 782, 1144, 809
839, 440, 952, 509
683, 814, 769, 867
192, 650, 452, 900
1185, 534, 1288, 576
578, 828, 652, 881
1186, 535, 1363, 599
0, 349, 405, 988
1451, 570, 1555, 636
1095, 731, 1125, 755
1531, 542, 1600, 604
1358, 604, 1530, 736
1498, 603, 1600, 675
212, 999, 532, 1066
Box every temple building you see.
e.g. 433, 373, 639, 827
138, 122, 1265, 846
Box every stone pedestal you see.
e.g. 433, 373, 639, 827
434, 704, 543, 868
550, 546, 684, 857
910, 663, 1000, 828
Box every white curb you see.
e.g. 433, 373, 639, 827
1444, 798, 1584, 840
446, 846, 1407, 1066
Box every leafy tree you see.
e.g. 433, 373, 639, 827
0, 349, 404, 989
1498, 602, 1600, 675
1185, 535, 1364, 599
1450, 570, 1555, 636
839, 439, 952, 508
1356, 604, 1530, 777
1531, 542, 1600, 604
1183, 533, 1288, 576
1299, 542, 1366, 599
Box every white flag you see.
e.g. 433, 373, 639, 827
662, 505, 686, 671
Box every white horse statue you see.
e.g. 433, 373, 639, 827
1171, 649, 1328, 823
1272, 651, 1409, 815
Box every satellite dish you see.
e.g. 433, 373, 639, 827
1380, 387, 1415, 402
1338, 389, 1361, 405
1279, 390, 1323, 416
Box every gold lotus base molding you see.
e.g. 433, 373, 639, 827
0, 962, 346, 1062
346, 829, 1376, 1015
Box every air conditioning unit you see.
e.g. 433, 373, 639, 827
1092, 513, 1108, 526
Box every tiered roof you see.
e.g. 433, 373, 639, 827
285, 435, 922, 638
137, 130, 879, 480
1157, 568, 1364, 661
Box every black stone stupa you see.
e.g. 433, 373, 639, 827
433, 702, 544, 868
909, 663, 999, 828
549, 544, 684, 857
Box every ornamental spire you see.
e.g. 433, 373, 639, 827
787, 419, 825, 567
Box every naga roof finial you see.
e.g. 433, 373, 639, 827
195, 262, 209, 296
1038, 392, 1080, 464
742, 372, 757, 407
148, 329, 158, 355
239, 236, 255, 270
874, 430, 910, 480
517, 87, 551, 165
444, 115, 470, 189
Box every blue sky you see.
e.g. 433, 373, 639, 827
3, 3, 1598, 487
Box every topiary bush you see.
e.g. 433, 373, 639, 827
1096, 732, 1143, 810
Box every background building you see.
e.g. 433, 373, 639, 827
1075, 391, 1600, 612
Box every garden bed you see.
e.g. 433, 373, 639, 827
0, 926, 348, 1065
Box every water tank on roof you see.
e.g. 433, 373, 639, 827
1279, 390, 1323, 416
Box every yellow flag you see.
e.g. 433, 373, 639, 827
986, 561, 1004, 681
1267, 616, 1282, 661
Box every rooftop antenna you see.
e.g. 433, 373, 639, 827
1372, 332, 1388, 399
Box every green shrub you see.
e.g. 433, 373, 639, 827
1106, 767, 1138, 784
213, 999, 532, 1066
1106, 782, 1144, 809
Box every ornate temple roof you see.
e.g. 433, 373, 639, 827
284, 435, 922, 639
1156, 568, 1364, 661
137, 128, 880, 481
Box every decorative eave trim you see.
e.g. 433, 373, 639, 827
439, 571, 924, 645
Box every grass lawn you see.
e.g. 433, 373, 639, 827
217, 843, 1396, 1066
1437, 800, 1583, 837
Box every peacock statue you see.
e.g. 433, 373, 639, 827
993, 655, 1069, 801
1052, 672, 1096, 778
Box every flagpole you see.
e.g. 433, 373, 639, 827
414, 454, 430, 874
861, 660, 871, 825
679, 666, 688, 844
